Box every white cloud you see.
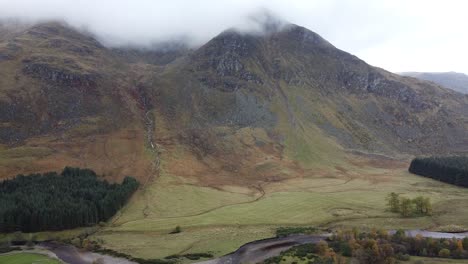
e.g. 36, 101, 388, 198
0, 0, 467, 73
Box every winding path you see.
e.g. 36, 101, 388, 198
156, 184, 266, 220
113, 184, 266, 226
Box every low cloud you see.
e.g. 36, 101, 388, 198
0, 0, 284, 47
0, 0, 467, 73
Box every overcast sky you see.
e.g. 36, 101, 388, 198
1, 0, 467, 74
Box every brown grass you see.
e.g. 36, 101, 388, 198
0, 127, 153, 183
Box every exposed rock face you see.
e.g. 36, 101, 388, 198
0, 21, 467, 181
23, 62, 98, 89
0, 99, 35, 143
361, 72, 431, 111
200, 30, 256, 71
281, 24, 335, 49
0, 23, 131, 146
193, 30, 264, 91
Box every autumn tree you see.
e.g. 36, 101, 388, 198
353, 239, 396, 264
463, 237, 468, 251
316, 240, 329, 255
385, 193, 432, 217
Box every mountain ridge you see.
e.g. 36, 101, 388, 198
399, 71, 468, 94
0, 21, 467, 184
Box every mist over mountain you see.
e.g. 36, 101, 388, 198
1, 0, 468, 74
400, 72, 468, 94
0, 3, 291, 48
0, 20, 467, 181
1, 8, 468, 262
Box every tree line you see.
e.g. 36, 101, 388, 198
329, 229, 468, 263
263, 240, 338, 264
0, 167, 139, 233
386, 192, 432, 217
409, 156, 468, 187
265, 229, 468, 264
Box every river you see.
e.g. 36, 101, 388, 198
5, 230, 468, 264
38, 241, 137, 264
194, 230, 468, 264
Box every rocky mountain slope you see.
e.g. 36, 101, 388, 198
1, 21, 467, 184
400, 72, 468, 94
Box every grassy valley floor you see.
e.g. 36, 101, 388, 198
0, 252, 61, 264
89, 154, 468, 261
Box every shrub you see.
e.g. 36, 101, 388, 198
276, 227, 317, 237
396, 253, 410, 261
170, 226, 181, 234
439, 248, 451, 258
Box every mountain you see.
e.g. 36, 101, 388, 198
0, 21, 467, 184
400, 72, 468, 94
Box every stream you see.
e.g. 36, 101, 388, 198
4, 230, 468, 264
195, 234, 330, 264
194, 230, 468, 264
37, 241, 137, 264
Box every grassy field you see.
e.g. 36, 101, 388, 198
0, 252, 61, 264
90, 154, 468, 260
411, 257, 468, 264
0, 228, 93, 244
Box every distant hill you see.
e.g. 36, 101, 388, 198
400, 72, 468, 94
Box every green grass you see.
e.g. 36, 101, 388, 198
111, 174, 467, 233
95, 226, 274, 260
0, 228, 92, 244
111, 174, 254, 224
2, 159, 463, 262
269, 87, 345, 169
411, 256, 468, 264
0, 253, 61, 264
89, 163, 468, 260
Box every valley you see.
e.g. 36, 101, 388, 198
0, 19, 467, 264
88, 154, 468, 260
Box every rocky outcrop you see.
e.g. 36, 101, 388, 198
193, 30, 264, 90
22, 61, 98, 90
1, 21, 467, 159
